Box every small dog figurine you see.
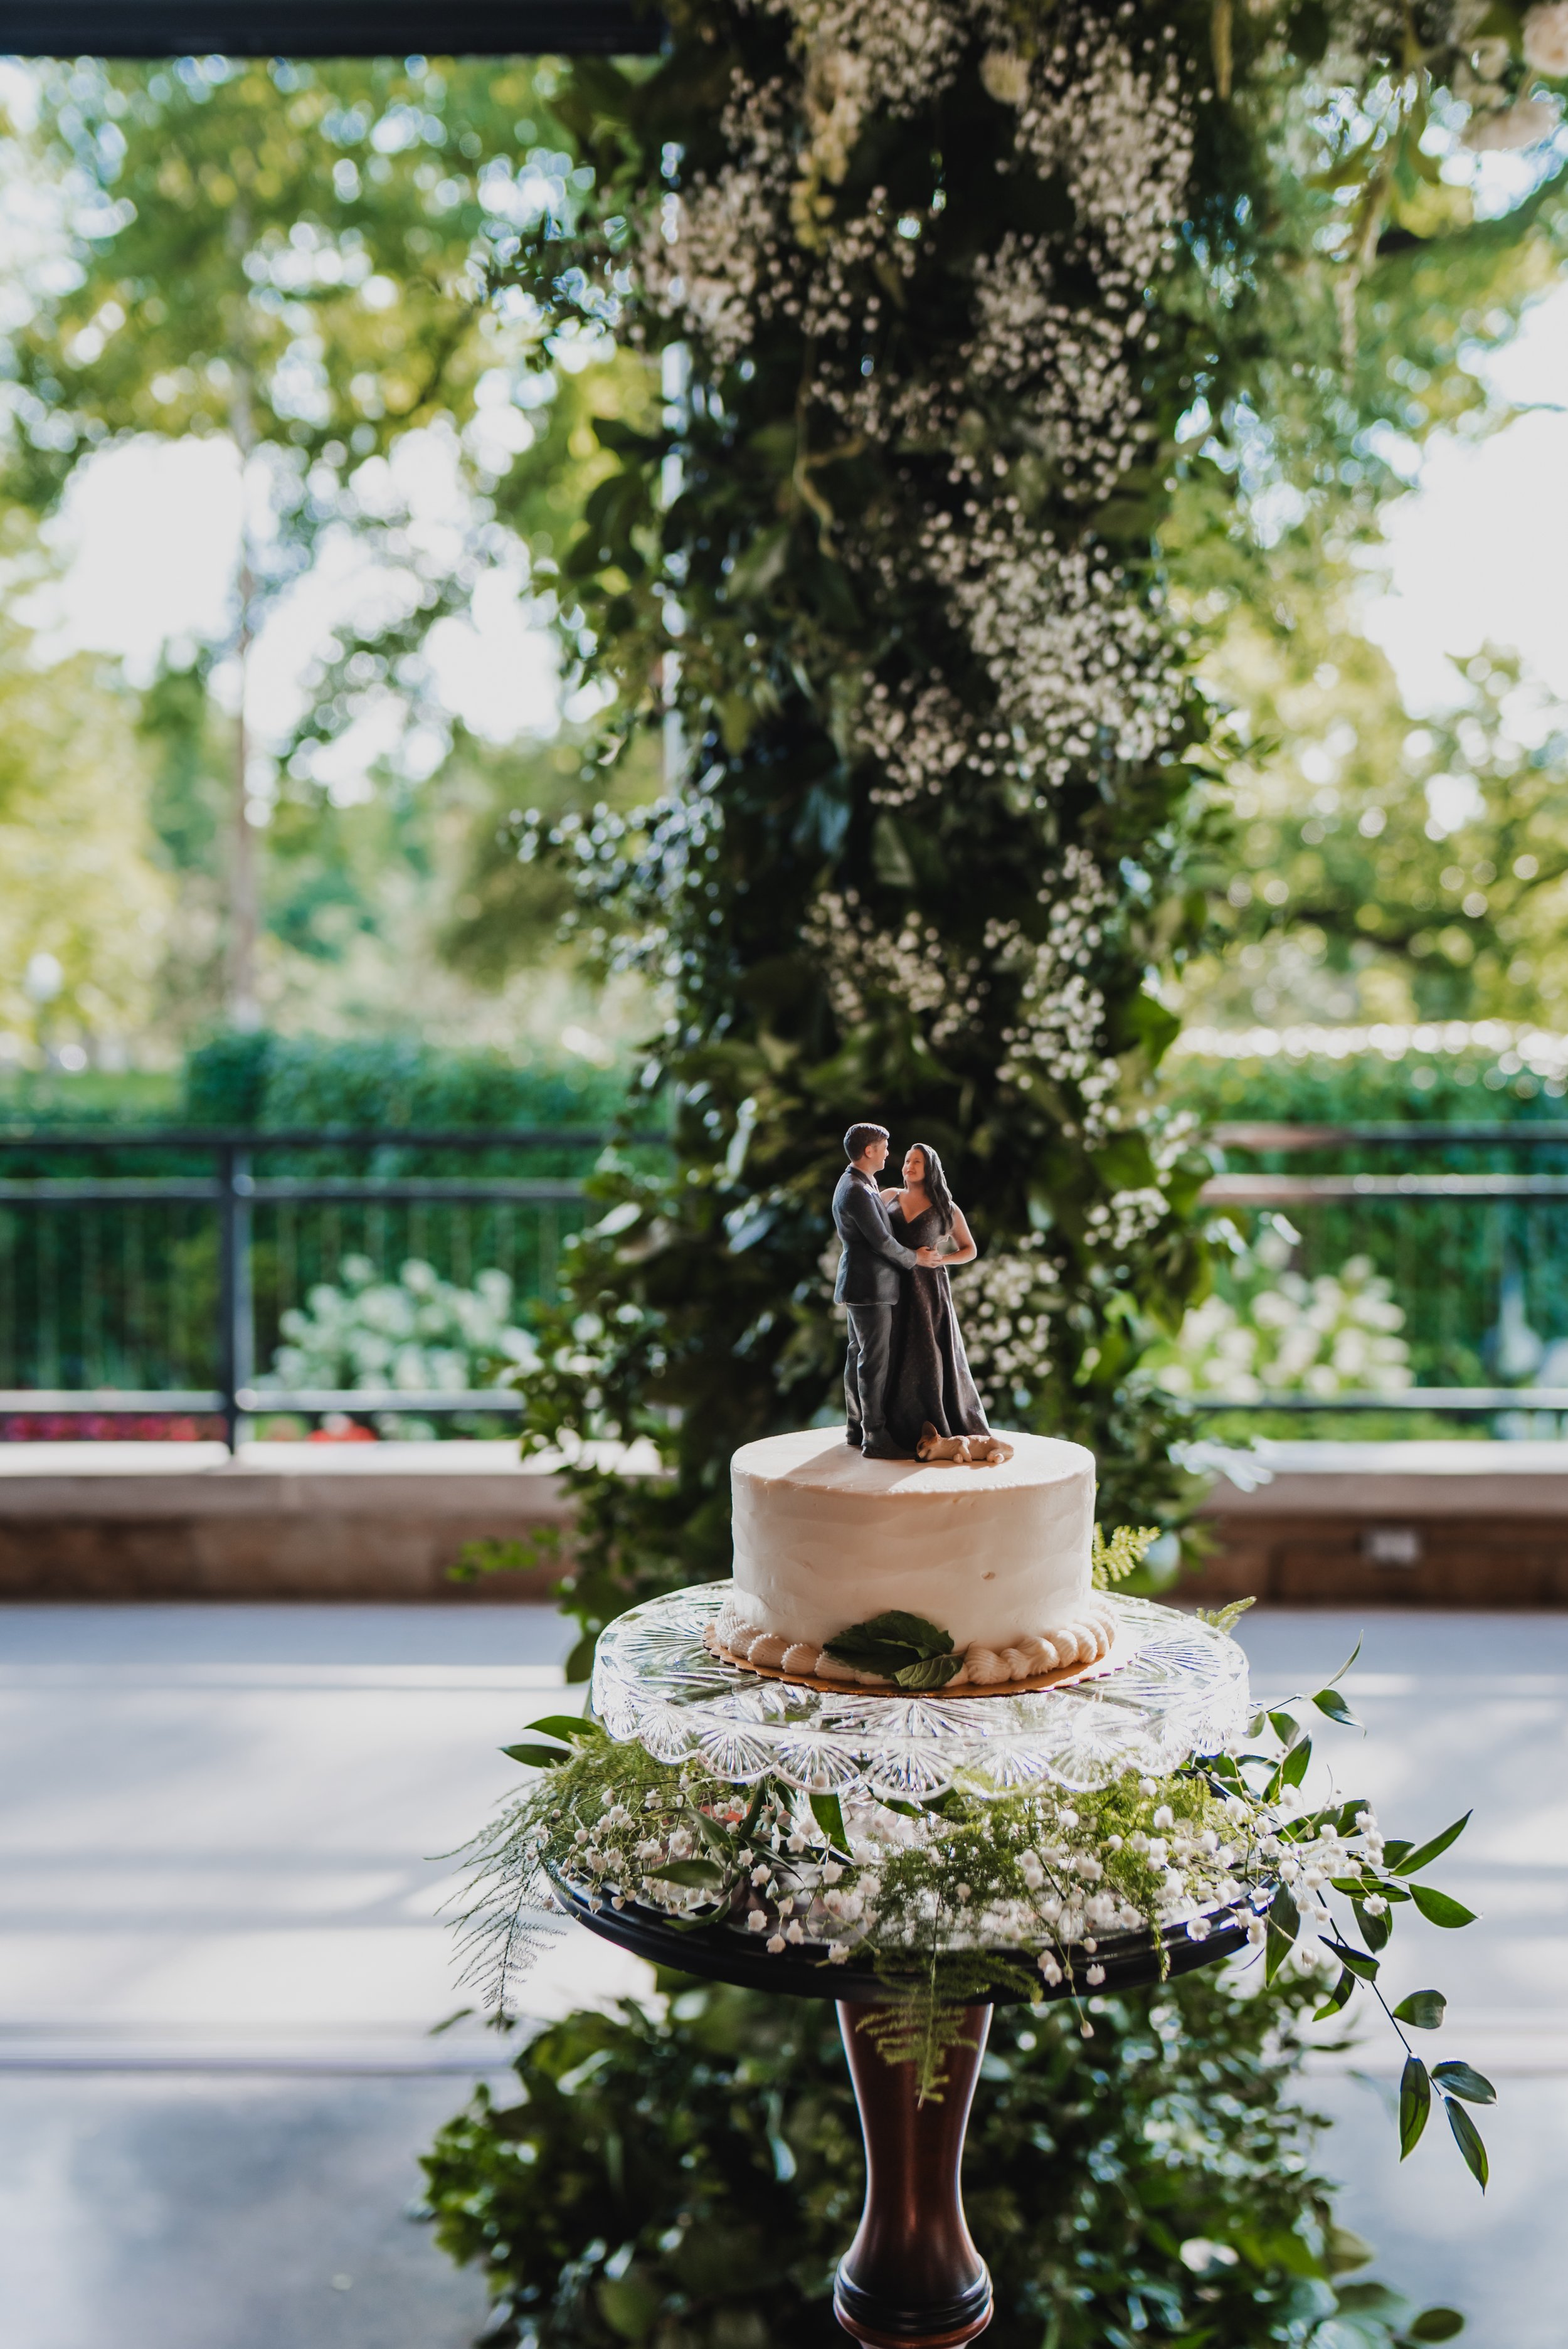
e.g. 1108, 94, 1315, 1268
916, 1423, 1015, 1468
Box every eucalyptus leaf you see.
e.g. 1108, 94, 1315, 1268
1392, 1813, 1471, 1877
1409, 1884, 1477, 1930
810, 1790, 848, 1850
1312, 1968, 1357, 2022
522, 1714, 605, 1745
1264, 1883, 1300, 1985
1352, 1898, 1390, 1954
1391, 1990, 1446, 2031
1443, 2096, 1489, 2191
646, 1859, 728, 1889
1432, 2060, 1495, 2107
1398, 2055, 1431, 2160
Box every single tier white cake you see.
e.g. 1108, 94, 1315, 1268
711, 1427, 1115, 1689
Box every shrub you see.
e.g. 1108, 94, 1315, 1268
420, 1970, 1459, 2349
256, 1254, 538, 1436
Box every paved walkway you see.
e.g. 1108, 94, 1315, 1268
0, 1604, 1562, 2347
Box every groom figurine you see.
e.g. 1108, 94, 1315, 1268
833, 1121, 941, 1461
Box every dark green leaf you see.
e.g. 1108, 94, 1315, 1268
1409, 1884, 1478, 1929
1325, 1937, 1379, 1983
1281, 1738, 1313, 1789
1313, 1968, 1357, 2022
1393, 1814, 1471, 1877
1443, 2096, 1489, 2190
1264, 1883, 1300, 1985
691, 1809, 737, 1856
1267, 1709, 1302, 1747
851, 1611, 955, 1657
502, 1742, 573, 1769
1433, 2061, 1496, 2106
646, 1859, 728, 1889
824, 1611, 956, 1680
1392, 1990, 1446, 2031
1406, 2309, 1466, 2341
893, 1652, 964, 1690
1353, 1898, 1391, 1953
523, 1714, 604, 1744
1312, 1687, 1361, 1729
810, 1790, 847, 1850
1399, 2055, 1431, 2160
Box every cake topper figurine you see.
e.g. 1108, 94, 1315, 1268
831, 1125, 999, 1463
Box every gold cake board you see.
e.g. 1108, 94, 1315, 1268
701, 1612, 1144, 1699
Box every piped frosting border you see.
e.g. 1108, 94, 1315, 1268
709, 1590, 1118, 1692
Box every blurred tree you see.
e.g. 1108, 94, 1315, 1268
0, 607, 171, 1056
3, 52, 644, 1025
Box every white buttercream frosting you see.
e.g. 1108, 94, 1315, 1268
726, 1426, 1099, 1682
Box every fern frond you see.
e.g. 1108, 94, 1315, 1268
1091, 1524, 1160, 1589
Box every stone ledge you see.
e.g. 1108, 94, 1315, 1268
0, 1440, 649, 1603
1190, 1441, 1568, 1607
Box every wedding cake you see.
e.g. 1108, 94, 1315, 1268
710, 1427, 1114, 1690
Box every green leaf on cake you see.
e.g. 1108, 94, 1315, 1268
823, 1611, 961, 1688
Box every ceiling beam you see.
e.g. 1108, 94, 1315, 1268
0, 2, 660, 56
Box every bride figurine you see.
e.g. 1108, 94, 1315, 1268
882, 1142, 995, 1461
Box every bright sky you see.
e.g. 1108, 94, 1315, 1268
1362, 281, 1568, 713
30, 277, 1568, 790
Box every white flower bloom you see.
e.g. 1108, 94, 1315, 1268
828, 1941, 850, 1964
1085, 1962, 1107, 1985
980, 49, 1030, 105
766, 1934, 788, 1954
747, 1910, 768, 1933
1524, 3, 1568, 75
1037, 1951, 1064, 1985
1466, 95, 1560, 146
1152, 1806, 1175, 1832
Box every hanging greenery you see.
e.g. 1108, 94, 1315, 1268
465, 1, 1568, 1668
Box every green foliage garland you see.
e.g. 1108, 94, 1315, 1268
420, 1968, 1465, 2349
461, 0, 1568, 1662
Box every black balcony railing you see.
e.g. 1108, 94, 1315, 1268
4, 1117, 1567, 1443
1192, 1120, 1568, 1418
0, 1126, 634, 1448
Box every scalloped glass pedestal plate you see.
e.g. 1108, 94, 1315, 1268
559, 1584, 1256, 2349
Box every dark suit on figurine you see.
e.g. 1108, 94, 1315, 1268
832, 1164, 918, 1458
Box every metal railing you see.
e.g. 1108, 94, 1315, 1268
3, 1116, 1564, 1440
0, 1127, 620, 1448
1194, 1120, 1568, 1418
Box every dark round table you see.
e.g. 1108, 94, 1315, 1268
553, 1870, 1251, 2346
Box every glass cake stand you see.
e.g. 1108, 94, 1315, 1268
591, 1583, 1251, 1801
573, 1581, 1256, 2347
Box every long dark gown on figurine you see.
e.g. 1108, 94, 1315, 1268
882, 1202, 991, 1458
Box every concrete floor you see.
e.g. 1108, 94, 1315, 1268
0, 1603, 1562, 2348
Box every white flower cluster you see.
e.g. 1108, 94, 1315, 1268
257, 1254, 538, 1429
856, 674, 975, 808
638, 0, 1199, 832
804, 887, 985, 1046
987, 846, 1123, 1135
1268, 1807, 1384, 1943
1153, 1241, 1412, 1402
924, 506, 1184, 791
1084, 1187, 1169, 1254
955, 1235, 1061, 1404
968, 234, 1153, 504
1016, 21, 1194, 295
